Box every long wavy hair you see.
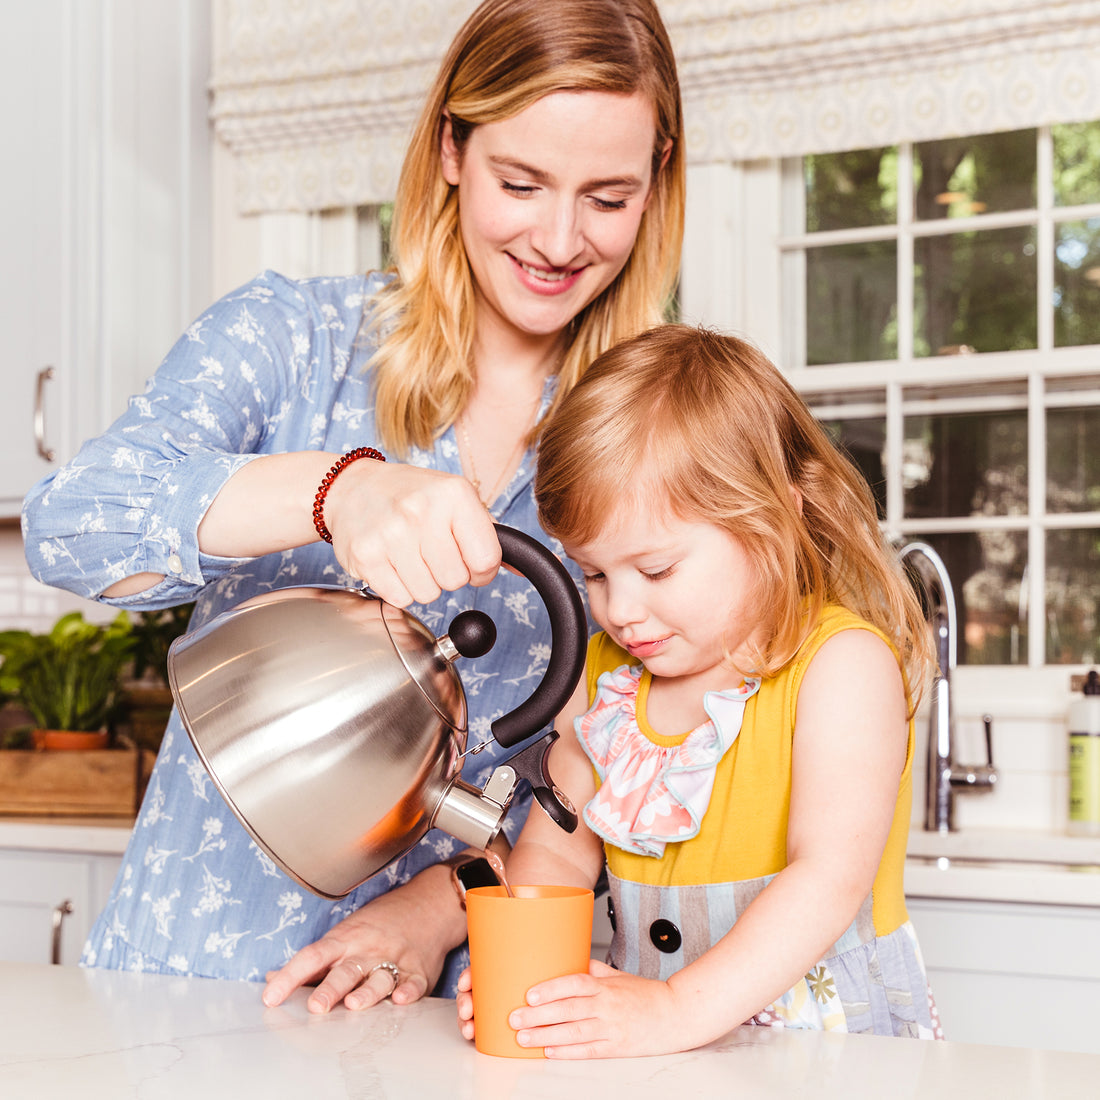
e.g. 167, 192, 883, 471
534, 325, 933, 711
368, 0, 685, 455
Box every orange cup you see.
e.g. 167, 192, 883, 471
466, 884, 594, 1058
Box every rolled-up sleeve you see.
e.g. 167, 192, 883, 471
22, 273, 318, 609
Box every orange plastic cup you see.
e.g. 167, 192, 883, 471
466, 884, 594, 1058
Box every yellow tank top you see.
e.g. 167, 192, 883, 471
584, 605, 914, 938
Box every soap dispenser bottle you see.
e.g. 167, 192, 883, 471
1068, 669, 1100, 836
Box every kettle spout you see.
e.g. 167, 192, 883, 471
431, 731, 578, 849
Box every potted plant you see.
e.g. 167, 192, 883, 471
118, 603, 194, 752
0, 611, 136, 749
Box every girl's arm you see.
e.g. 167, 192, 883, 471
504, 627, 908, 1058
455, 674, 604, 1041
504, 674, 606, 890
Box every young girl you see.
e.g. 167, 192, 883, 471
456, 324, 941, 1057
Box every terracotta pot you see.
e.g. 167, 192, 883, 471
33, 729, 110, 751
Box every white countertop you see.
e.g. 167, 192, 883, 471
0, 814, 133, 854
903, 826, 1100, 907
2, 962, 1097, 1097
3, 816, 1100, 908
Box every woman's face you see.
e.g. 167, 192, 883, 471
441, 90, 659, 352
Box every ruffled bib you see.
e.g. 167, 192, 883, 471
576, 663, 760, 857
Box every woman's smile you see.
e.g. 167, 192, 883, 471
510, 254, 586, 293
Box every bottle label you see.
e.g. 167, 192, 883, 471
1069, 733, 1100, 823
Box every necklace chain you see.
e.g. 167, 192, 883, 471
457, 400, 540, 508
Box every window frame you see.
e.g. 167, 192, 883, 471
679, 135, 1099, 712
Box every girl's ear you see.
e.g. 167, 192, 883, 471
440, 111, 462, 186
789, 483, 804, 515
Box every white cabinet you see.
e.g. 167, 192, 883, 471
0, 1, 211, 516
0, 819, 128, 966
0, 849, 121, 966
908, 896, 1100, 1055
1, 2, 67, 513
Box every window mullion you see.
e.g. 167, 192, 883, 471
1028, 370, 1047, 667
887, 143, 913, 541
896, 143, 914, 365
885, 380, 904, 539
1029, 128, 1053, 667
1036, 127, 1054, 353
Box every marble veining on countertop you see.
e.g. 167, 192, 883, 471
2, 962, 1098, 1098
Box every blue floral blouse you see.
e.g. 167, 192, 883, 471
21, 270, 586, 992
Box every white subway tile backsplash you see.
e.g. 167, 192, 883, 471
0, 529, 105, 632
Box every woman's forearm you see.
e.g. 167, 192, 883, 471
197, 451, 338, 558
101, 452, 336, 598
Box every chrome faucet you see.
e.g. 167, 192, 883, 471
899, 542, 997, 833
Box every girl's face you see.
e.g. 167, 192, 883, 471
441, 90, 659, 353
563, 506, 767, 697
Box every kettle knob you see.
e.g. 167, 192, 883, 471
448, 610, 496, 659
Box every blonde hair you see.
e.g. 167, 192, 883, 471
535, 325, 933, 707
368, 0, 685, 455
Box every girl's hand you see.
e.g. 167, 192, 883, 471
455, 965, 476, 1041
262, 865, 466, 1013
507, 960, 691, 1059
322, 458, 500, 608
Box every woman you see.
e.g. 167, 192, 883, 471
22, 0, 684, 1013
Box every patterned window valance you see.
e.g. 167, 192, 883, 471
211, 0, 1100, 213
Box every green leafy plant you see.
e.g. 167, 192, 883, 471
127, 603, 194, 686
0, 611, 137, 733
118, 603, 194, 752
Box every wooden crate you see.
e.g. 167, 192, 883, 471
0, 740, 152, 816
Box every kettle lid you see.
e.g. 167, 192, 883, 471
377, 599, 475, 732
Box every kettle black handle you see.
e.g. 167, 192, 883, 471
503, 731, 579, 832
491, 524, 587, 748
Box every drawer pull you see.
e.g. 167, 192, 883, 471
51, 898, 74, 965
35, 366, 55, 462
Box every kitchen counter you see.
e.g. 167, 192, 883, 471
4, 814, 1099, 909
904, 826, 1100, 907
2, 962, 1097, 1097
0, 814, 133, 854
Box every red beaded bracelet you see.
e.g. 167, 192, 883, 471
312, 447, 386, 543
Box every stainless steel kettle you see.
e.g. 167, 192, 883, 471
166, 525, 585, 899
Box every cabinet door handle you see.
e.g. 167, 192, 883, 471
35, 366, 55, 462
51, 898, 74, 965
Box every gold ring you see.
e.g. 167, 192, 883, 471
349, 960, 366, 983
367, 960, 401, 997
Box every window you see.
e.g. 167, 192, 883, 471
777, 124, 1100, 667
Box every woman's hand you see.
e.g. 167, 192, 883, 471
323, 457, 500, 607
263, 864, 467, 1014
458, 959, 694, 1059
197, 451, 500, 608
